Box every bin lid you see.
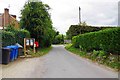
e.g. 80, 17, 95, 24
2, 47, 11, 51
6, 45, 18, 49
2, 47, 11, 50
15, 43, 23, 48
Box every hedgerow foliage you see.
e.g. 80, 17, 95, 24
72, 27, 120, 54
2, 25, 30, 47
15, 29, 30, 46
2, 31, 16, 47
65, 44, 120, 70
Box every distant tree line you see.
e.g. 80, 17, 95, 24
52, 31, 64, 44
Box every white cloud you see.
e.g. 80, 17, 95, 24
42, 0, 119, 34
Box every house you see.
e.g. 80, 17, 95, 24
0, 8, 19, 30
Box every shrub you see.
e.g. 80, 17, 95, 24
104, 55, 120, 69
100, 28, 120, 53
15, 29, 30, 46
91, 50, 99, 60
98, 50, 106, 57
66, 44, 120, 70
2, 31, 16, 47
5, 25, 16, 32
2, 25, 30, 47
72, 36, 80, 48
52, 34, 64, 44
72, 27, 120, 54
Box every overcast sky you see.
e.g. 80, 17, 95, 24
0, 0, 119, 34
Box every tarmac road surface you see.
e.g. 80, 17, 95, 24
1, 45, 118, 78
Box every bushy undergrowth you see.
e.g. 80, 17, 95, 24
2, 25, 30, 47
15, 29, 30, 46
66, 44, 120, 70
72, 27, 120, 54
2, 31, 16, 47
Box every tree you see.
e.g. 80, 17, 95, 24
20, 1, 55, 47
66, 22, 101, 40
53, 34, 64, 44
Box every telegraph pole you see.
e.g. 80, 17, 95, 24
8, 4, 10, 9
79, 7, 81, 24
118, 1, 120, 26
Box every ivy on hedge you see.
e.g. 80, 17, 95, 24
72, 27, 120, 54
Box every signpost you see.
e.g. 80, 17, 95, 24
24, 38, 36, 55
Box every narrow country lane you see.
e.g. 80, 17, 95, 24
2, 45, 118, 78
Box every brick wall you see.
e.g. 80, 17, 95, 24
4, 8, 10, 26
10, 16, 19, 29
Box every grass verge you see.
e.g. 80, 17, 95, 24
30, 46, 52, 57
65, 44, 120, 71
65, 44, 86, 57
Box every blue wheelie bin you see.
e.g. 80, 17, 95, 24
14, 45, 18, 59
6, 45, 18, 61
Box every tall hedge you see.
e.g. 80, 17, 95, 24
15, 29, 30, 46
72, 27, 120, 53
2, 31, 16, 47
2, 29, 30, 47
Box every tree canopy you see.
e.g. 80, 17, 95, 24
52, 34, 64, 44
20, 1, 56, 47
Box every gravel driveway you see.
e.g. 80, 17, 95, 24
1, 45, 118, 78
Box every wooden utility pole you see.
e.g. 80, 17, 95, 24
24, 38, 26, 56
118, 1, 120, 26
79, 7, 81, 24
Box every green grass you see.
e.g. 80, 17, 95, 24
65, 44, 120, 71
65, 44, 86, 57
30, 46, 52, 57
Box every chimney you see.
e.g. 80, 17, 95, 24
4, 8, 10, 26
4, 8, 9, 14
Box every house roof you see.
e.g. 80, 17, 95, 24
0, 13, 16, 18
